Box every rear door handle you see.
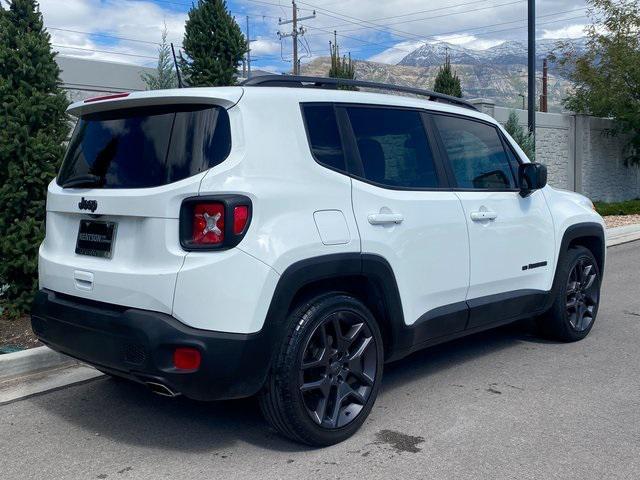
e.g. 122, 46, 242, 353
470, 210, 497, 221
368, 213, 404, 225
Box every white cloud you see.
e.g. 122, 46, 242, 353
250, 37, 281, 56
541, 24, 588, 39
432, 34, 503, 50
39, 0, 186, 65
367, 40, 425, 64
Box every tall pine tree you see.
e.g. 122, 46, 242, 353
433, 50, 463, 98
141, 23, 178, 90
0, 0, 69, 316
180, 0, 246, 86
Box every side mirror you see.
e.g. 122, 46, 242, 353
518, 162, 547, 197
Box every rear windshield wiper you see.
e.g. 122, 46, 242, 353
61, 174, 104, 188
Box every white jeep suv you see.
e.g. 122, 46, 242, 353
31, 76, 605, 446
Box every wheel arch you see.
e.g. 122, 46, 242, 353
559, 222, 605, 274
549, 222, 606, 305
262, 253, 406, 362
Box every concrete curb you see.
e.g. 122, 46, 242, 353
0, 346, 77, 383
606, 224, 640, 247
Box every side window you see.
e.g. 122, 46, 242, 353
301, 104, 346, 173
347, 107, 439, 188
433, 115, 516, 190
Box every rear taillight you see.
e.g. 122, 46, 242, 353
180, 195, 252, 250
233, 205, 249, 235
193, 202, 225, 245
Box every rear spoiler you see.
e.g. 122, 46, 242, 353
67, 87, 244, 117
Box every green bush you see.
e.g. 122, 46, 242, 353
0, 0, 69, 317
594, 199, 640, 216
504, 110, 535, 161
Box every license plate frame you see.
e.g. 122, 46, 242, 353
75, 220, 117, 259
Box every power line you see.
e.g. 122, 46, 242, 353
299, 12, 587, 58
48, 27, 161, 46
52, 44, 157, 60
297, 0, 526, 42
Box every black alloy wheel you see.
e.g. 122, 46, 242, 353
299, 310, 377, 428
565, 257, 599, 332
538, 246, 601, 342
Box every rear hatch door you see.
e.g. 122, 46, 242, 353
40, 89, 242, 313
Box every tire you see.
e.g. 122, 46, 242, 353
259, 293, 384, 446
538, 246, 602, 342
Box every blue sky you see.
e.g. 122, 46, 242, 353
38, 0, 590, 72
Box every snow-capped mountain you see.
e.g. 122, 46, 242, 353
300, 38, 586, 111
398, 38, 587, 68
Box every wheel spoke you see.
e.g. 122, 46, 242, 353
566, 296, 578, 309
566, 281, 580, 295
300, 376, 330, 394
344, 322, 364, 345
312, 394, 329, 425
332, 315, 350, 352
582, 273, 596, 291
581, 264, 593, 287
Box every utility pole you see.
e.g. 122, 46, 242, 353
527, 0, 536, 135
246, 16, 253, 79
278, 1, 316, 75
540, 58, 548, 112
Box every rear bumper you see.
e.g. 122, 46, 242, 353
30, 289, 272, 401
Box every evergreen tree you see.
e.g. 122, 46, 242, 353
179, 0, 246, 86
433, 51, 463, 98
141, 23, 178, 90
505, 111, 536, 160
328, 33, 356, 89
0, 0, 70, 316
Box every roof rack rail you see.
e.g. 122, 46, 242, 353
241, 75, 479, 112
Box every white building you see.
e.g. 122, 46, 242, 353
57, 55, 155, 102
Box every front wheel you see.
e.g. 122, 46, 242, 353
259, 293, 384, 446
538, 246, 602, 342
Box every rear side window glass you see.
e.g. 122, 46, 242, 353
347, 107, 439, 188
301, 104, 346, 172
57, 105, 231, 189
433, 115, 516, 190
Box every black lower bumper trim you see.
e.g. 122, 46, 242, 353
31, 289, 272, 401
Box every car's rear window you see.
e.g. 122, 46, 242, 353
57, 104, 231, 189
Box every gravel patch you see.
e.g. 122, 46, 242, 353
0, 315, 39, 352
603, 214, 640, 228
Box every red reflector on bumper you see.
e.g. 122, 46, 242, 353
173, 347, 201, 370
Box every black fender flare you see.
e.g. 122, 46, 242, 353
261, 253, 408, 361
546, 221, 606, 309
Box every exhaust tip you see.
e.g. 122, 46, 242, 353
145, 381, 180, 398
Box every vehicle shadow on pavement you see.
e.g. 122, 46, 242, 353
31, 320, 552, 453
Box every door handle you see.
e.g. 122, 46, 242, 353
368, 213, 404, 225
470, 210, 497, 221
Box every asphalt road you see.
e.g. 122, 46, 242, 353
2, 242, 639, 480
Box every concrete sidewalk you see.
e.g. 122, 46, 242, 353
606, 223, 640, 247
